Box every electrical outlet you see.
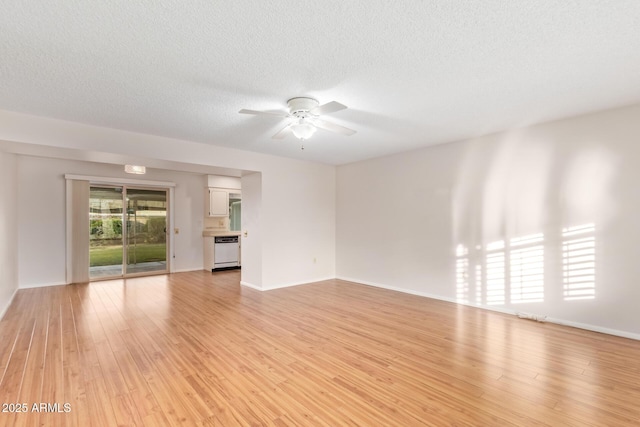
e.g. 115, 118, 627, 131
313, 257, 316, 263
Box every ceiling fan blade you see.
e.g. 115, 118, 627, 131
239, 109, 288, 118
313, 119, 356, 136
309, 101, 347, 116
272, 124, 292, 140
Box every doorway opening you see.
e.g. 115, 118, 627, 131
89, 185, 169, 280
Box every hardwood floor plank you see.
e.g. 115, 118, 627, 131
63, 290, 91, 427
0, 318, 35, 404
84, 378, 119, 427
16, 313, 45, 406
110, 393, 145, 427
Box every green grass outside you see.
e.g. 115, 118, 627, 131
89, 243, 167, 267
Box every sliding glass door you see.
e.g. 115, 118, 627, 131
89, 185, 168, 280
125, 188, 168, 275
89, 187, 124, 279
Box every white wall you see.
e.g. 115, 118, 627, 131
260, 162, 336, 289
208, 175, 241, 189
0, 151, 19, 318
17, 156, 206, 287
337, 104, 640, 338
0, 110, 336, 290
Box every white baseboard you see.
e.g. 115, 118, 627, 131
545, 317, 640, 341
172, 268, 206, 273
241, 276, 334, 292
263, 276, 334, 291
240, 281, 261, 291
0, 287, 19, 321
19, 281, 67, 289
338, 275, 459, 302
335, 276, 640, 341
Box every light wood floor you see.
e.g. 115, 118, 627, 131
1, 271, 639, 426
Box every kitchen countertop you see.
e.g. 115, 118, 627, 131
202, 230, 242, 237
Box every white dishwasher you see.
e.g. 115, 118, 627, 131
214, 236, 240, 270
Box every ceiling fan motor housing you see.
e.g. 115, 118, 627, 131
239, 97, 355, 139
287, 97, 319, 118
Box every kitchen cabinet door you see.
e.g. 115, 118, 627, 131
208, 189, 228, 216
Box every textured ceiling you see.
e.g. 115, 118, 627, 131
1, 1, 640, 165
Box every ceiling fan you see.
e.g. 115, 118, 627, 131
239, 97, 356, 141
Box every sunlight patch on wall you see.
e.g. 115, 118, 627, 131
486, 240, 505, 305
475, 264, 482, 304
510, 233, 544, 303
562, 224, 596, 300
456, 245, 469, 303
455, 226, 597, 306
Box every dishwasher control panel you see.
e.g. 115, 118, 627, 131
214, 236, 239, 244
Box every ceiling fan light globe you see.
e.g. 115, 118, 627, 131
291, 122, 317, 140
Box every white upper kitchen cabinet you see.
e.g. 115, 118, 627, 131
207, 188, 228, 216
